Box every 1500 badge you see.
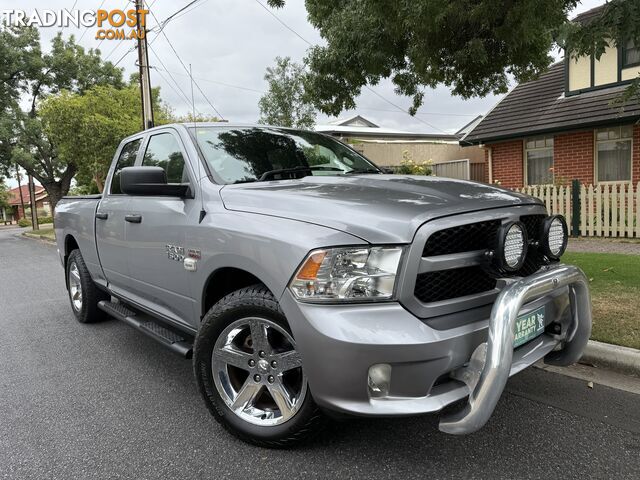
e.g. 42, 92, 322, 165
166, 244, 185, 262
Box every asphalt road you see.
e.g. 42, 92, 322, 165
1, 227, 639, 480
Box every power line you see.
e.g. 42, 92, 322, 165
252, 0, 459, 136
147, 43, 204, 113
362, 86, 443, 132
149, 0, 205, 32
78, 0, 106, 44
151, 66, 264, 94
60, 0, 79, 35
105, 0, 158, 61
157, 0, 210, 28
146, 6, 224, 119
97, 0, 132, 50
104, 37, 127, 61
358, 107, 478, 118
147, 0, 210, 48
152, 63, 204, 116
253, 0, 310, 45
113, 45, 137, 67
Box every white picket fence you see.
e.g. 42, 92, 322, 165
517, 183, 640, 238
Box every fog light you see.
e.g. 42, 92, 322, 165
541, 215, 568, 260
495, 221, 528, 272
368, 364, 391, 398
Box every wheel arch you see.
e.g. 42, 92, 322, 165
201, 267, 273, 319
63, 234, 80, 288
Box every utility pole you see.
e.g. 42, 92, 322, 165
28, 174, 39, 231
15, 163, 26, 222
136, 0, 154, 130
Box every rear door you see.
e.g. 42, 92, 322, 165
96, 137, 143, 293
124, 128, 199, 327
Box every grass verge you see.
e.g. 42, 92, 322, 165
23, 227, 56, 242
563, 252, 640, 350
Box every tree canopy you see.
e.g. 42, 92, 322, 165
40, 85, 170, 193
0, 26, 126, 207
268, 0, 639, 115
258, 56, 317, 128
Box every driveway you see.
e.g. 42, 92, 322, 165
568, 237, 640, 255
1, 227, 639, 479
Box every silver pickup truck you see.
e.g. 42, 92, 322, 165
55, 123, 592, 447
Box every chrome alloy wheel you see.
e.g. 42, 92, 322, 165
68, 261, 83, 311
212, 317, 307, 427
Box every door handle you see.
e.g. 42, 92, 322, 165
95, 212, 108, 220
125, 214, 142, 223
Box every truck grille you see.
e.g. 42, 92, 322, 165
422, 220, 501, 256
414, 267, 497, 303
414, 214, 547, 304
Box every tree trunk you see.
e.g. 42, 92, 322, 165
94, 173, 104, 193
37, 164, 77, 213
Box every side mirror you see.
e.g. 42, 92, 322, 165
120, 166, 192, 197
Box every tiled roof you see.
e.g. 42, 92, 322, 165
7, 185, 48, 206
463, 62, 640, 144
573, 4, 606, 25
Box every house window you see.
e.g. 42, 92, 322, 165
622, 40, 640, 68
596, 125, 633, 183
525, 136, 554, 185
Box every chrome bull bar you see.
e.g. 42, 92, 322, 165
439, 264, 592, 435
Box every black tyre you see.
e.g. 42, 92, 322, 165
66, 249, 108, 323
194, 284, 325, 448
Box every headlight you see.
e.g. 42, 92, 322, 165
289, 246, 404, 302
496, 221, 528, 272
541, 215, 568, 259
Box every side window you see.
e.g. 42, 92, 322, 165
142, 133, 189, 184
622, 40, 640, 68
111, 138, 142, 194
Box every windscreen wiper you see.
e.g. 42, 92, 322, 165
344, 169, 382, 174
258, 166, 344, 181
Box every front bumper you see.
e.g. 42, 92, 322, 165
280, 264, 592, 431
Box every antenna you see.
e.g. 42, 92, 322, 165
189, 63, 206, 223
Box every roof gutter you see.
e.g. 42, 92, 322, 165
464, 114, 640, 146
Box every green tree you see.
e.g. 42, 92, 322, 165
0, 178, 9, 211
0, 26, 124, 209
173, 112, 225, 124
258, 56, 316, 128
0, 25, 43, 113
40, 85, 170, 193
267, 0, 639, 115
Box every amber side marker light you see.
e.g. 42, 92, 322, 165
296, 251, 326, 280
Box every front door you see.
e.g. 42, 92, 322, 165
96, 137, 142, 293
124, 129, 199, 328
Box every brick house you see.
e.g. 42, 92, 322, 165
3, 185, 51, 223
462, 4, 640, 189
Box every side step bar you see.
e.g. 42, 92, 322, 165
98, 300, 193, 358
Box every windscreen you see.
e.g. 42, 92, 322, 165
190, 127, 380, 184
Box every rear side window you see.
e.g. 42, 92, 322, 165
142, 133, 189, 184
111, 138, 142, 194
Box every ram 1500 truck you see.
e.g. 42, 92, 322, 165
55, 123, 592, 447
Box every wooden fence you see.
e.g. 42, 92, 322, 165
517, 183, 640, 238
